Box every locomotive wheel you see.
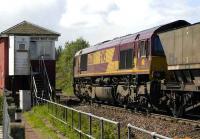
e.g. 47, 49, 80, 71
116, 85, 129, 105
116, 93, 123, 105
138, 96, 149, 110
74, 91, 81, 99
116, 93, 127, 106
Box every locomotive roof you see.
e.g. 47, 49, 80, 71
75, 20, 190, 56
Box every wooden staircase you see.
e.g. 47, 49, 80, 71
31, 57, 53, 102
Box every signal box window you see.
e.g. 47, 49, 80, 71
17, 43, 27, 52
18, 43, 26, 50
80, 54, 88, 71
119, 49, 133, 69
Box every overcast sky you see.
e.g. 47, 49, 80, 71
0, 0, 199, 46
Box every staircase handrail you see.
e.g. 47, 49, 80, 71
32, 76, 38, 96
32, 75, 40, 105
40, 56, 53, 101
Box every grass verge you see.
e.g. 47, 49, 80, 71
24, 106, 62, 139
24, 105, 79, 139
24, 104, 118, 139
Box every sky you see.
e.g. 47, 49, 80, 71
0, 0, 200, 47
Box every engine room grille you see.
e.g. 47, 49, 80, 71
119, 49, 133, 69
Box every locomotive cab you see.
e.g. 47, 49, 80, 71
150, 35, 167, 79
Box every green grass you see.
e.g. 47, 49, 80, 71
24, 106, 62, 139
24, 105, 84, 139
48, 103, 118, 139
24, 104, 119, 139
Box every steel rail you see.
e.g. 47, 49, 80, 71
93, 103, 200, 127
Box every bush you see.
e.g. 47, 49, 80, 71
56, 38, 89, 95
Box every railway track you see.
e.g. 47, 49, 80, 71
58, 94, 200, 129
151, 113, 200, 128
59, 95, 200, 138
92, 103, 200, 128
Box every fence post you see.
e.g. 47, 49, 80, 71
79, 112, 81, 139
55, 104, 57, 116
32, 93, 35, 107
51, 103, 53, 114
43, 97, 45, 104
117, 122, 120, 139
57, 105, 59, 117
72, 110, 74, 128
36, 97, 38, 106
89, 114, 92, 136
64, 108, 66, 122
100, 118, 104, 139
47, 102, 49, 112
128, 124, 131, 139
66, 108, 68, 122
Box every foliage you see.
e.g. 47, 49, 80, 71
56, 45, 63, 60
56, 38, 89, 95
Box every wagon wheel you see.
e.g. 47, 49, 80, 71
170, 94, 184, 117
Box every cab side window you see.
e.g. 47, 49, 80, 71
139, 41, 146, 57
139, 39, 150, 57
146, 39, 150, 56
119, 49, 133, 69
80, 54, 88, 71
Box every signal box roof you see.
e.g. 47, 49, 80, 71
1, 21, 60, 36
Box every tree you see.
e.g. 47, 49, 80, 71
56, 45, 63, 60
56, 38, 89, 95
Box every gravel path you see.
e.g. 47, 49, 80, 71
73, 104, 200, 139
23, 118, 42, 139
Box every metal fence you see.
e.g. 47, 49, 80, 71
34, 96, 172, 139
127, 124, 172, 139
3, 92, 13, 139
35, 96, 120, 139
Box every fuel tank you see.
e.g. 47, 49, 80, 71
92, 86, 114, 101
